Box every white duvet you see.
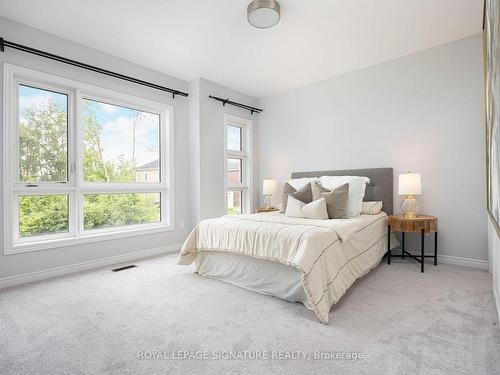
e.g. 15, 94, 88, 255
178, 212, 391, 324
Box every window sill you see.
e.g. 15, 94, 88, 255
4, 224, 174, 255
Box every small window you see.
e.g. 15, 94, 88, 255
227, 190, 242, 215
225, 116, 251, 215
227, 158, 242, 183
226, 125, 241, 151
18, 85, 68, 183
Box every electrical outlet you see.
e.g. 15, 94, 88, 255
179, 220, 185, 229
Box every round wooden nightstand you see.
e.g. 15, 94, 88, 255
387, 215, 438, 273
256, 207, 280, 213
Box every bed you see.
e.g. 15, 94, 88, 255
178, 168, 397, 324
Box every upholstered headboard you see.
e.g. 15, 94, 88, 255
291, 168, 393, 215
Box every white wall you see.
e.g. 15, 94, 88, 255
258, 34, 487, 263
189, 78, 259, 223
0, 17, 191, 279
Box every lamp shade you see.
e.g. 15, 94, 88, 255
398, 173, 422, 195
262, 179, 277, 195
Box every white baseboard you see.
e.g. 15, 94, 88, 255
437, 254, 489, 269
0, 243, 182, 289
401, 251, 489, 269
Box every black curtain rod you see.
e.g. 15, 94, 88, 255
209, 95, 262, 115
0, 37, 188, 98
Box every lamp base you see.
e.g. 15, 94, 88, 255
401, 195, 419, 218
265, 194, 272, 210
404, 212, 418, 219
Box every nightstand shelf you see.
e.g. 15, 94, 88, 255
387, 214, 438, 273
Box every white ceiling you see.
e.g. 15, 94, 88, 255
0, 0, 483, 98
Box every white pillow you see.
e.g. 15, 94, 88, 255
287, 177, 317, 190
285, 195, 305, 218
301, 198, 329, 219
285, 196, 329, 220
319, 176, 370, 218
361, 201, 383, 215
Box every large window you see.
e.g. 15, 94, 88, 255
225, 115, 252, 215
3, 65, 173, 254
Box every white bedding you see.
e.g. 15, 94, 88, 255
179, 211, 396, 324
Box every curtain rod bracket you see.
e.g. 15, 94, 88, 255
0, 37, 4, 53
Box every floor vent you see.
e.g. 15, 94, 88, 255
111, 265, 138, 272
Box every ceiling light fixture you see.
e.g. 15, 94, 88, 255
247, 0, 281, 29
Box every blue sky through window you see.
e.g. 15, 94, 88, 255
83, 99, 160, 169
19, 85, 68, 118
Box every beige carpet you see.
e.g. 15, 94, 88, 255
0, 253, 499, 375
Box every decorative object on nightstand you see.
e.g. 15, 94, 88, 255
256, 207, 280, 213
387, 214, 438, 273
398, 172, 422, 218
262, 179, 277, 209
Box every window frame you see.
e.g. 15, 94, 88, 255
224, 114, 252, 215
3, 63, 175, 255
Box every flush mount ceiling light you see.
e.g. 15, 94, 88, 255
247, 0, 281, 29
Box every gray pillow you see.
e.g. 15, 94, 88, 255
320, 183, 349, 219
281, 182, 313, 212
313, 181, 330, 200
291, 183, 313, 204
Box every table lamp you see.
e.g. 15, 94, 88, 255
398, 172, 422, 218
262, 179, 277, 209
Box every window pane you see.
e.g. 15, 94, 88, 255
227, 158, 242, 184
19, 85, 68, 182
82, 99, 160, 183
83, 193, 161, 230
227, 191, 242, 215
19, 195, 69, 238
226, 125, 241, 151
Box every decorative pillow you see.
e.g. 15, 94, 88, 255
282, 182, 313, 213
287, 177, 317, 190
281, 182, 297, 213
361, 201, 383, 215
285, 195, 306, 218
301, 197, 329, 220
319, 176, 370, 218
290, 182, 313, 205
311, 181, 330, 201
320, 183, 349, 219
285, 196, 329, 220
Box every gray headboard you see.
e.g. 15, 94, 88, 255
291, 168, 393, 215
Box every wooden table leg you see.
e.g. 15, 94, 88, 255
402, 232, 405, 259
421, 229, 425, 273
434, 231, 438, 266
387, 225, 391, 265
